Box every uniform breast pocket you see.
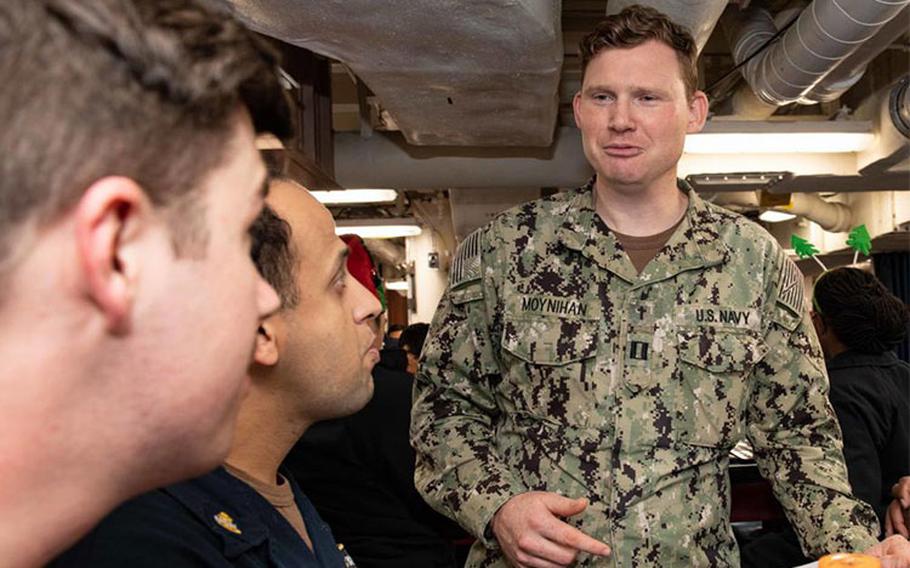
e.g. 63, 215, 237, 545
501, 317, 600, 426
676, 327, 766, 449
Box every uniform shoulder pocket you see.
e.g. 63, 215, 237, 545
450, 228, 484, 305
772, 255, 805, 332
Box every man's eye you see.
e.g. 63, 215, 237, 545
334, 271, 347, 289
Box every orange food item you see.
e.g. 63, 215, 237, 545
819, 553, 881, 568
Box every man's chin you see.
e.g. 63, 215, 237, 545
358, 374, 375, 407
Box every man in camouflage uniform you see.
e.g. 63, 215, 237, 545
410, 5, 904, 567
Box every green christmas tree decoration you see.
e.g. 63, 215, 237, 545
846, 224, 872, 264
791, 234, 828, 271
791, 234, 818, 258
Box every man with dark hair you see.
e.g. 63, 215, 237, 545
288, 243, 462, 568
412, 4, 909, 566
0, 0, 288, 564
386, 323, 407, 349
53, 177, 382, 567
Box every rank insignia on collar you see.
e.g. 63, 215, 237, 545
213, 511, 242, 535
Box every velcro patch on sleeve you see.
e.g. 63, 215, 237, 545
450, 228, 483, 289
776, 256, 805, 316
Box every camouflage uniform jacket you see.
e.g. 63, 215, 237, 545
410, 181, 880, 567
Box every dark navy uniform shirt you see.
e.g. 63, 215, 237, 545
50, 467, 347, 567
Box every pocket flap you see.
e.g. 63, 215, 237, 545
678, 327, 765, 373
502, 318, 598, 365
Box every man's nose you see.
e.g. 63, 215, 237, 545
609, 99, 634, 132
352, 278, 382, 323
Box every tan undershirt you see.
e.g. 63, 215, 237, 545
611, 216, 685, 274
224, 463, 313, 551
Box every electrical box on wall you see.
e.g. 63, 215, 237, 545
427, 252, 439, 269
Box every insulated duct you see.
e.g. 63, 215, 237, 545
225, 0, 563, 147
726, 0, 910, 107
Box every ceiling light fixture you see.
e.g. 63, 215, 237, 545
684, 121, 874, 154
759, 210, 797, 223
312, 189, 398, 205
384, 280, 409, 292
335, 218, 422, 239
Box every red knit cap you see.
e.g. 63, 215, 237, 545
339, 234, 386, 310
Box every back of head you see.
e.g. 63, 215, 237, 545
400, 323, 430, 358
0, 0, 290, 277
814, 267, 910, 354
579, 4, 697, 97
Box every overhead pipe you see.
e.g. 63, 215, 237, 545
805, 7, 910, 103
704, 191, 852, 232
725, 0, 910, 107
769, 193, 854, 232
334, 127, 593, 190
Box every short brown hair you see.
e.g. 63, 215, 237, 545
250, 204, 299, 310
579, 4, 698, 98
0, 0, 290, 268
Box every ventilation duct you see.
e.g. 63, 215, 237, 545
225, 0, 563, 147
725, 0, 910, 107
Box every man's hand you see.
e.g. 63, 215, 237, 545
491, 491, 611, 568
886, 477, 910, 539
864, 535, 910, 568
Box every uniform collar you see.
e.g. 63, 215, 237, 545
164, 467, 269, 557
557, 177, 729, 285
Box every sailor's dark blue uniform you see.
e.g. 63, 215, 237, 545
50, 467, 347, 567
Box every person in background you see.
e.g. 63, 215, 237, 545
813, 267, 910, 524
741, 266, 910, 568
400, 323, 431, 376
385, 323, 407, 349
289, 242, 463, 568
0, 0, 288, 564
51, 178, 382, 567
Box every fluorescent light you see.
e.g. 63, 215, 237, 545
312, 189, 398, 205
759, 210, 797, 223
686, 133, 872, 154
335, 218, 422, 239
385, 280, 409, 292
684, 121, 873, 154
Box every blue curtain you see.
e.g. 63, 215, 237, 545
873, 251, 910, 363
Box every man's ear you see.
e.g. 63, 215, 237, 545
572, 91, 584, 129
254, 320, 280, 367
74, 176, 150, 335
686, 90, 709, 134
